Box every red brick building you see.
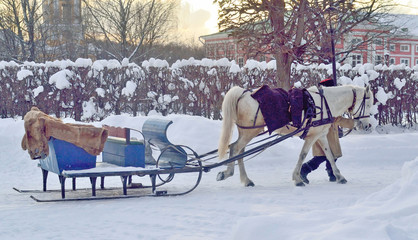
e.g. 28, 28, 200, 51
200, 14, 418, 68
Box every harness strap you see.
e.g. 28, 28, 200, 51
236, 89, 267, 130
313, 87, 334, 126
348, 89, 356, 113
300, 87, 334, 139
353, 89, 370, 120
236, 105, 267, 129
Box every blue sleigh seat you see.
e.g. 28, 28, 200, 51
39, 137, 96, 175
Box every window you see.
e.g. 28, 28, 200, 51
238, 57, 244, 68
416, 45, 418, 52
400, 58, 409, 67
390, 44, 396, 51
400, 45, 410, 52
351, 54, 362, 66
416, 59, 418, 66
373, 38, 382, 45
351, 38, 362, 46
374, 55, 383, 65
389, 58, 395, 65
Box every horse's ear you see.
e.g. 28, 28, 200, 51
366, 85, 370, 92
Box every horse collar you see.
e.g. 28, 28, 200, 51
348, 89, 356, 113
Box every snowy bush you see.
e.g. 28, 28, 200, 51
0, 58, 416, 126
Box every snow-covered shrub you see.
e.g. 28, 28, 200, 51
0, 59, 416, 126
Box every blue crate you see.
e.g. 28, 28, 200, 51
102, 137, 145, 167
39, 138, 97, 175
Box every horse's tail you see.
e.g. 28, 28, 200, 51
218, 86, 243, 160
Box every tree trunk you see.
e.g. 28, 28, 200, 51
274, 53, 292, 90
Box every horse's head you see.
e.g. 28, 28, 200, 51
21, 107, 49, 159
351, 85, 374, 131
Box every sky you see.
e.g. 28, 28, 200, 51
393, 0, 418, 14
178, 0, 418, 44
177, 0, 219, 44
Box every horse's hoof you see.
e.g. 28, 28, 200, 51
245, 181, 255, 187
338, 178, 347, 184
216, 172, 225, 181
295, 182, 305, 187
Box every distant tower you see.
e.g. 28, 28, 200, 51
42, 0, 83, 48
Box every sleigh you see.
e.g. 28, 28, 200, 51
15, 119, 204, 202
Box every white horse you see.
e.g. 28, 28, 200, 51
217, 85, 374, 187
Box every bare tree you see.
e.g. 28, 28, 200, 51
0, 0, 27, 61
0, 0, 44, 62
21, 0, 42, 61
82, 0, 177, 62
215, 0, 395, 90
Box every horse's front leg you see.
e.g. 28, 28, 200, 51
317, 136, 347, 184
293, 137, 316, 186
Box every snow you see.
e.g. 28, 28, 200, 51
142, 58, 169, 69
121, 80, 137, 97
95, 88, 106, 97
376, 87, 389, 105
229, 62, 241, 73
1, 114, 417, 240
394, 78, 406, 90
16, 69, 33, 81
339, 76, 353, 85
74, 58, 92, 68
49, 69, 73, 89
32, 86, 44, 98
121, 58, 129, 67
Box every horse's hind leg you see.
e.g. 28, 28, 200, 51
238, 152, 254, 187
216, 141, 238, 182
217, 135, 254, 187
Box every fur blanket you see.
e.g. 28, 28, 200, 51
21, 107, 108, 159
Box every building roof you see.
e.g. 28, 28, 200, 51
390, 14, 418, 36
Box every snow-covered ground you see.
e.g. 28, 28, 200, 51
1, 114, 417, 240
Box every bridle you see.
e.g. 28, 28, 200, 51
349, 88, 371, 120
